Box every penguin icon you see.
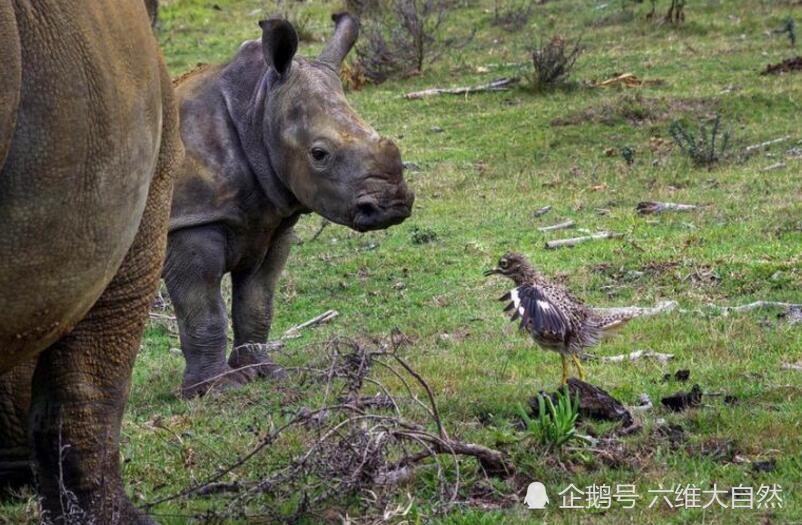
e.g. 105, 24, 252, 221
524, 482, 549, 509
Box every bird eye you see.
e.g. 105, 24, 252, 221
310, 147, 329, 162
499, 260, 509, 269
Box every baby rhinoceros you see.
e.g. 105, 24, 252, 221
165, 13, 414, 398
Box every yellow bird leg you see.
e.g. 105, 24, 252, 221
561, 354, 569, 385
572, 354, 587, 381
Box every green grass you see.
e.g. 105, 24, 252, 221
4, 0, 802, 523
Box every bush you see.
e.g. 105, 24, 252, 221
669, 113, 731, 168
491, 0, 535, 31
517, 386, 580, 451
529, 36, 583, 90
356, 0, 466, 83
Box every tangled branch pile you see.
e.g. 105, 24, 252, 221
144, 336, 511, 522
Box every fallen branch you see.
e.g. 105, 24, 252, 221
545, 231, 622, 249
306, 219, 330, 243
593, 300, 678, 319
630, 393, 653, 412
404, 77, 520, 100
703, 301, 802, 316
600, 350, 674, 364
636, 201, 699, 215
743, 135, 791, 156
538, 219, 575, 232
780, 363, 802, 372
283, 310, 339, 338
761, 162, 786, 172
532, 205, 552, 218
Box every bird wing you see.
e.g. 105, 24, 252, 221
499, 284, 569, 343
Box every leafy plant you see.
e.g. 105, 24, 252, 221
517, 386, 580, 450
529, 36, 583, 90
669, 113, 731, 168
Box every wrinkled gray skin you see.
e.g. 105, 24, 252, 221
166, 14, 414, 397
0, 0, 181, 523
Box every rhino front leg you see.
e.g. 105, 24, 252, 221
164, 226, 253, 398
0, 359, 35, 491
228, 227, 295, 379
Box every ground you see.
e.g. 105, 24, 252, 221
2, 0, 801, 523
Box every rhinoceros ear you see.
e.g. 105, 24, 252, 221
259, 19, 298, 77
318, 12, 359, 68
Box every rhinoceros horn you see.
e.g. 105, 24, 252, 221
259, 18, 298, 77
318, 12, 359, 68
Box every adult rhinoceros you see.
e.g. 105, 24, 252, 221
165, 14, 414, 398
0, 1, 181, 523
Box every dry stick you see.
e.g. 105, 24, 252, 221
404, 77, 520, 100
704, 301, 802, 316
537, 219, 575, 232
389, 353, 449, 440
532, 205, 552, 218
593, 300, 678, 319
545, 231, 622, 249
600, 350, 674, 364
283, 310, 339, 338
761, 162, 787, 172
781, 363, 802, 372
636, 201, 699, 215
307, 219, 330, 243
743, 135, 791, 156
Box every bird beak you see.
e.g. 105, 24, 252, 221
483, 268, 499, 277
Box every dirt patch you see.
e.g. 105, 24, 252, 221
550, 94, 717, 127
761, 56, 802, 75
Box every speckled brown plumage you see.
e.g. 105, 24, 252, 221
485, 252, 633, 384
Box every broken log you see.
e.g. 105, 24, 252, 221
538, 219, 575, 232
530, 378, 633, 425
636, 201, 699, 215
600, 350, 674, 364
545, 231, 622, 249
404, 77, 520, 100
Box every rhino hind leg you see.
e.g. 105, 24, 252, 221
164, 227, 254, 398
228, 227, 296, 380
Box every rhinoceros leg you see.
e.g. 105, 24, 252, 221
27, 76, 178, 523
0, 360, 35, 490
164, 227, 253, 398
228, 227, 295, 378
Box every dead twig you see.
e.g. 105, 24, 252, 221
781, 363, 802, 372
636, 201, 699, 215
761, 162, 787, 172
545, 231, 622, 249
703, 301, 802, 316
599, 350, 674, 364
593, 300, 678, 319
283, 310, 339, 338
743, 135, 791, 156
532, 205, 552, 218
404, 77, 519, 100
537, 219, 575, 232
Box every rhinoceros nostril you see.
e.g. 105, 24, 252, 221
356, 201, 380, 218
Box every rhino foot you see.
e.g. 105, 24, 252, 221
228, 346, 288, 381
180, 366, 255, 398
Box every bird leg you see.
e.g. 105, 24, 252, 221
571, 354, 587, 381
561, 354, 570, 385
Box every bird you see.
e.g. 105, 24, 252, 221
484, 252, 633, 385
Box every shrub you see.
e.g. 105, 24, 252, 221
356, 0, 467, 83
491, 0, 535, 31
529, 36, 583, 90
517, 386, 580, 450
669, 113, 731, 168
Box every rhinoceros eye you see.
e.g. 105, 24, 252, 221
310, 147, 329, 162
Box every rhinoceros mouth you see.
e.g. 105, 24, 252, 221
352, 196, 413, 232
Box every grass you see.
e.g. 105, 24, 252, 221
3, 0, 802, 523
